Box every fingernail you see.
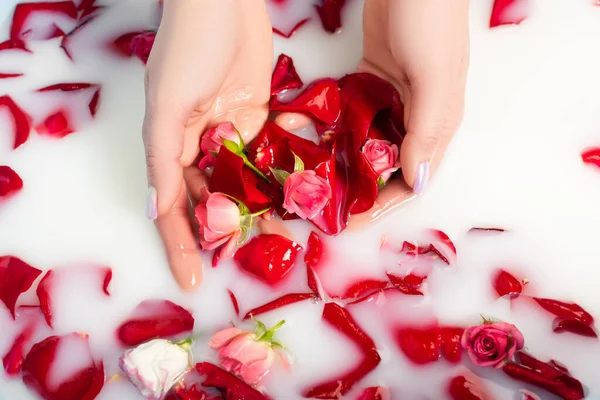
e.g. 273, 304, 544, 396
146, 186, 158, 220
413, 162, 430, 195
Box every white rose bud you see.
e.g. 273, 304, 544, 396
119, 339, 191, 400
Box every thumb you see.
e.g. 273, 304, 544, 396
400, 81, 461, 195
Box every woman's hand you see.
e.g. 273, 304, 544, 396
352, 0, 470, 226
143, 0, 273, 290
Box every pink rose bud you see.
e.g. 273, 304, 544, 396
461, 321, 525, 368
198, 122, 241, 170
209, 328, 275, 386
361, 139, 399, 183
195, 188, 241, 260
283, 170, 332, 220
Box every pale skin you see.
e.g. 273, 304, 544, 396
143, 0, 470, 290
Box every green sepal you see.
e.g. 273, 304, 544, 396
270, 167, 291, 186
292, 152, 304, 172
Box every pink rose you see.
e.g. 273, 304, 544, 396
461, 322, 525, 368
198, 122, 241, 170
283, 170, 332, 220
361, 139, 399, 183
195, 188, 241, 260
209, 328, 275, 385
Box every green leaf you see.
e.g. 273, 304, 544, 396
377, 176, 385, 186
292, 152, 304, 172
253, 317, 268, 339
270, 167, 291, 186
222, 138, 242, 154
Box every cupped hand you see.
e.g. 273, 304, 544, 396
351, 0, 470, 226
143, 0, 273, 290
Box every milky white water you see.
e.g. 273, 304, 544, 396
1, 0, 600, 399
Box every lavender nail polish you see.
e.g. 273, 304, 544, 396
146, 186, 158, 220
413, 162, 430, 195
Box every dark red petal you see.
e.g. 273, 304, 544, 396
228, 289, 240, 317
520, 390, 542, 400
502, 360, 585, 400
0, 95, 32, 149
304, 231, 326, 269
0, 166, 24, 198
339, 279, 388, 300
117, 299, 195, 346
102, 267, 112, 296
234, 234, 302, 286
492, 269, 523, 299
0, 73, 23, 79
447, 375, 487, 400
303, 303, 380, 398
270, 78, 341, 125
37, 82, 94, 92
387, 273, 424, 296
468, 227, 505, 233
243, 293, 314, 320
36, 270, 54, 328
314, 0, 347, 33
130, 31, 156, 64
22, 334, 105, 400
348, 287, 397, 306
111, 31, 145, 57
489, 0, 528, 28
209, 147, 272, 213
582, 148, 600, 168
356, 387, 388, 400
3, 320, 37, 375
532, 297, 594, 325
77, 0, 96, 11
272, 18, 310, 39
0, 38, 31, 52
553, 319, 598, 338
10, 1, 78, 41
196, 362, 269, 400
166, 383, 223, 400
35, 110, 75, 138
0, 256, 41, 319
440, 327, 464, 364
271, 54, 304, 96
394, 325, 441, 365
428, 229, 456, 265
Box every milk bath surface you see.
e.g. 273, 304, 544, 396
1, 0, 600, 399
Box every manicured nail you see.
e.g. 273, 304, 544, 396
146, 186, 158, 220
413, 162, 430, 195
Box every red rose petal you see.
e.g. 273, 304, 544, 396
272, 18, 310, 39
228, 290, 240, 317
242, 293, 314, 320
166, 383, 223, 400
0, 73, 23, 79
503, 353, 585, 400
386, 273, 424, 296
36, 270, 54, 328
395, 325, 441, 365
270, 78, 341, 125
3, 320, 37, 375
89, 88, 101, 117
234, 234, 302, 286
271, 54, 304, 96
196, 362, 269, 400
440, 327, 464, 364
520, 389, 542, 400
209, 147, 272, 213
0, 95, 32, 149
60, 16, 97, 60
340, 279, 388, 300
303, 303, 380, 398
553, 319, 598, 338
116, 299, 195, 346
0, 166, 24, 198
101, 267, 112, 296
492, 269, 523, 299
10, 1, 78, 41
304, 231, 326, 269
314, 0, 347, 33
428, 229, 456, 265
35, 110, 75, 138
356, 387, 388, 400
532, 297, 594, 325
111, 31, 145, 57
468, 227, 506, 234
447, 375, 488, 400
489, 0, 528, 28
0, 256, 41, 319
130, 31, 156, 64
22, 333, 105, 400
36, 83, 101, 119
0, 38, 31, 52
582, 148, 600, 168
